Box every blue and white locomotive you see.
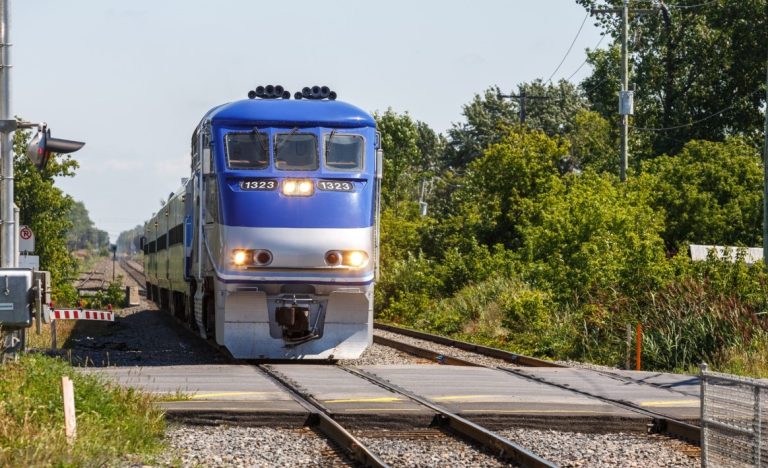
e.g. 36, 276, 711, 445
142, 85, 382, 359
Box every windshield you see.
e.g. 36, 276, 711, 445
275, 133, 318, 170
225, 132, 269, 170
325, 134, 364, 171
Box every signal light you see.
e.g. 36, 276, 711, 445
26, 126, 85, 170
294, 85, 337, 101
248, 84, 291, 100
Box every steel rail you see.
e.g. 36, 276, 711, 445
119, 259, 147, 291
498, 367, 701, 445
373, 335, 479, 367
375, 322, 564, 368
258, 365, 389, 468
376, 324, 700, 445
341, 366, 558, 468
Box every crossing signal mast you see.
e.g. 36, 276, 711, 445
0, 0, 85, 353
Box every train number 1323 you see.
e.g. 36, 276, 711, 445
240, 179, 277, 191
317, 180, 354, 192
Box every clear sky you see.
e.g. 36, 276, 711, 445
11, 1, 605, 242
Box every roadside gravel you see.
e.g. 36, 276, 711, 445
501, 429, 699, 467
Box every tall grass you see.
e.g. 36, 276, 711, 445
0, 353, 164, 466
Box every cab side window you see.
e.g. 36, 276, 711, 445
325, 134, 363, 171
225, 132, 269, 170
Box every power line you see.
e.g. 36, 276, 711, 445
566, 34, 607, 82
666, 0, 719, 9
546, 12, 590, 83
630, 87, 764, 132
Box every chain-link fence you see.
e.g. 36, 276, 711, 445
701, 363, 768, 467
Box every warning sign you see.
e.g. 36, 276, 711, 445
19, 225, 35, 253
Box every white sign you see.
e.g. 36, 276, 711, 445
19, 255, 39, 270
19, 225, 35, 253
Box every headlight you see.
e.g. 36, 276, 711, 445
282, 179, 314, 196
232, 249, 251, 266
343, 250, 369, 268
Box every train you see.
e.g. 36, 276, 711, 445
141, 85, 382, 359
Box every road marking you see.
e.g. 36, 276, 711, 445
432, 395, 506, 402
188, 392, 284, 399
325, 397, 403, 404
466, 409, 605, 414
639, 400, 699, 407
340, 408, 421, 412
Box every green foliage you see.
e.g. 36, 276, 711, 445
12, 129, 79, 290
520, 171, 669, 304
444, 81, 586, 168
639, 138, 763, 251
578, 0, 768, 155
566, 110, 617, 173
86, 280, 126, 309
375, 81, 768, 375
0, 353, 164, 466
451, 126, 568, 248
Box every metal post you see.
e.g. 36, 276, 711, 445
519, 88, 526, 124
0, 0, 12, 268
753, 385, 762, 466
620, 0, 629, 183
625, 323, 632, 370
50, 318, 57, 350
700, 362, 709, 467
763, 55, 768, 267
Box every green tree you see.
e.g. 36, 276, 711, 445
13, 128, 79, 289
445, 81, 587, 169
566, 109, 617, 173
446, 126, 569, 249
375, 109, 440, 209
578, 0, 768, 156
638, 138, 763, 251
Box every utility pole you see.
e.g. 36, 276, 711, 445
591, 2, 659, 182
0, 0, 13, 268
497, 88, 551, 124
620, 0, 629, 183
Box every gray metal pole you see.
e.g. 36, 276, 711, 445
620, 0, 629, 183
764, 56, 768, 267
0, 0, 12, 268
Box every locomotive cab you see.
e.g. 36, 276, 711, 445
176, 88, 381, 359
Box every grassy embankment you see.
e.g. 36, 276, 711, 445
0, 353, 165, 466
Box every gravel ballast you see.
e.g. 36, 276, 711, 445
501, 429, 699, 467
139, 424, 351, 467
373, 329, 517, 368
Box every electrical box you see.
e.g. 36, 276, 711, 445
0, 269, 32, 328
619, 90, 635, 116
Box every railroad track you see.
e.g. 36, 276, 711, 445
373, 322, 701, 445
75, 269, 107, 291
260, 363, 557, 468
119, 258, 146, 292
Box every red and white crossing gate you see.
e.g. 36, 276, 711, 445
51, 309, 114, 322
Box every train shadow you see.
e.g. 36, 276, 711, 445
55, 306, 228, 368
